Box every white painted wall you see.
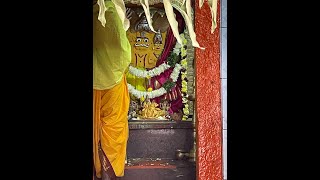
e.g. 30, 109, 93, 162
220, 0, 227, 179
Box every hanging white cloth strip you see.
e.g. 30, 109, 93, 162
97, 0, 107, 27
97, 0, 130, 30
199, 0, 204, 8
96, 0, 218, 48
176, 3, 204, 49
208, 0, 217, 33
186, 0, 192, 21
163, 0, 183, 45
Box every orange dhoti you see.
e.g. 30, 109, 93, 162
93, 76, 130, 178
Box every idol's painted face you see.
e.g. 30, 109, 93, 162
153, 31, 163, 50
127, 29, 168, 69
153, 38, 164, 52
134, 36, 150, 50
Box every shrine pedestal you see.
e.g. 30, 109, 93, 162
123, 120, 195, 179
127, 120, 194, 159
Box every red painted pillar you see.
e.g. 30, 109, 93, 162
195, 1, 222, 180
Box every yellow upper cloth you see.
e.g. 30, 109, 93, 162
93, 1, 131, 90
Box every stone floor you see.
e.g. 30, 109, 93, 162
123, 158, 196, 180
94, 158, 196, 180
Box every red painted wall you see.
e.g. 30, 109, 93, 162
195, 1, 222, 180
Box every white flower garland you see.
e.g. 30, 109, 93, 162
128, 63, 171, 78
173, 40, 182, 55
127, 64, 183, 99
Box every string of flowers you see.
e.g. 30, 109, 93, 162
128, 63, 171, 79
127, 63, 183, 99
180, 33, 189, 120
128, 52, 180, 79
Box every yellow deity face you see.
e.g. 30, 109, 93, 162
134, 37, 149, 50
127, 30, 167, 69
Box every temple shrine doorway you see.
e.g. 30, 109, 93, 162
95, 0, 222, 179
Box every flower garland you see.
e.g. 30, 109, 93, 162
180, 34, 189, 120
127, 63, 183, 99
128, 53, 180, 79
128, 63, 171, 79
